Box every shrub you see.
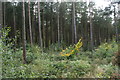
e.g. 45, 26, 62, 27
60, 39, 82, 57
93, 41, 118, 60
50, 60, 91, 78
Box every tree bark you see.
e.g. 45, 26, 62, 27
13, 3, 16, 38
22, 0, 27, 64
89, 1, 94, 50
72, 3, 74, 44
0, 1, 2, 38
3, 2, 5, 27
57, 2, 60, 46
41, 7, 45, 48
13, 2, 17, 51
50, 3, 53, 44
0, 2, 2, 79
28, 1, 33, 45
72, 2, 77, 44
90, 14, 94, 50
45, 18, 49, 47
38, 2, 43, 48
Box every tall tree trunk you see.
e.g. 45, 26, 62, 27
0, 2, 2, 79
50, 3, 53, 44
28, 1, 33, 45
113, 5, 118, 42
72, 4, 74, 44
59, 3, 64, 43
62, 14, 65, 44
117, 3, 120, 43
57, 2, 60, 46
45, 19, 48, 47
118, 3, 120, 19
72, 2, 77, 44
22, 1, 27, 64
89, 1, 94, 50
38, 2, 43, 48
13, 3, 16, 51
3, 2, 5, 27
60, 16, 63, 43
32, 8, 35, 44
90, 14, 94, 50
0, 1, 2, 38
13, 4, 16, 38
41, 8, 45, 48
115, 18, 118, 42
99, 28, 101, 44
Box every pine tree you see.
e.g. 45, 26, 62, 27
22, 0, 27, 64
28, 0, 33, 45
38, 2, 43, 48
0, 1, 2, 38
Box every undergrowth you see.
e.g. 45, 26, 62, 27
1, 27, 119, 78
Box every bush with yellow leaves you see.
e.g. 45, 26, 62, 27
60, 39, 83, 57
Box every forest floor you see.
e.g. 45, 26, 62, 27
1, 40, 119, 78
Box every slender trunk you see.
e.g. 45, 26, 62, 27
60, 18, 63, 43
115, 22, 118, 42
118, 3, 120, 74
38, 2, 43, 48
113, 5, 119, 42
0, 1, 2, 38
62, 15, 65, 43
50, 3, 53, 44
57, 3, 60, 45
68, 32, 70, 44
28, 1, 33, 45
90, 15, 94, 50
45, 19, 48, 47
60, 3, 65, 43
42, 8, 45, 48
107, 29, 109, 42
3, 2, 5, 27
72, 2, 77, 44
98, 28, 101, 45
32, 9, 35, 44
13, 3, 16, 51
72, 3, 74, 44
13, 4, 16, 38
118, 3, 120, 42
73, 2, 77, 43
22, 1, 27, 64
118, 3, 120, 19
89, 1, 94, 50
0, 2, 2, 79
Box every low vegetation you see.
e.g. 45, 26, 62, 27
1, 34, 118, 78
